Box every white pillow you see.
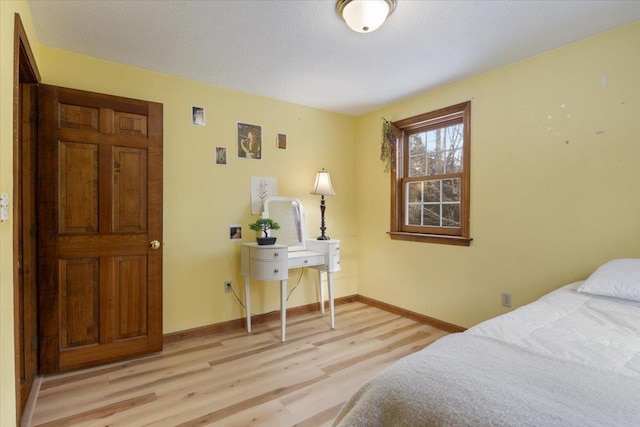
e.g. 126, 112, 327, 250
578, 259, 640, 302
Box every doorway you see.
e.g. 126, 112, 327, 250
13, 13, 41, 423
13, 13, 164, 425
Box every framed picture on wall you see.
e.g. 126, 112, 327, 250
229, 224, 242, 240
192, 106, 205, 126
237, 122, 262, 159
277, 133, 287, 150
215, 147, 227, 165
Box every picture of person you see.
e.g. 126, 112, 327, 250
216, 147, 227, 165
230, 226, 242, 240
192, 106, 205, 126
237, 123, 262, 159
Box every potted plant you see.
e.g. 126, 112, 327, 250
248, 218, 280, 245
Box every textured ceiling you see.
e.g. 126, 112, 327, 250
28, 0, 640, 116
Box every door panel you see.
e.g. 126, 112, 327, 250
59, 258, 100, 348
113, 147, 147, 232
38, 84, 163, 374
114, 256, 148, 340
60, 103, 99, 131
114, 111, 147, 136
59, 141, 99, 233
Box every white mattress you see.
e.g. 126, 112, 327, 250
467, 282, 640, 378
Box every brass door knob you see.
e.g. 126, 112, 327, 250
150, 240, 161, 250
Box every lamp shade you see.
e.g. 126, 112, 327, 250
310, 170, 336, 196
336, 0, 396, 33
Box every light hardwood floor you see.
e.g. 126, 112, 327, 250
29, 302, 449, 426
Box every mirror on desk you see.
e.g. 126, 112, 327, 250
262, 196, 308, 252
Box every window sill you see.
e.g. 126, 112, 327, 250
388, 232, 472, 246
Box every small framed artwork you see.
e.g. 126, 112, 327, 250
192, 106, 205, 126
237, 122, 262, 159
230, 224, 242, 240
215, 147, 227, 165
277, 133, 287, 150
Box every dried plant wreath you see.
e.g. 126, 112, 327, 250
381, 118, 397, 172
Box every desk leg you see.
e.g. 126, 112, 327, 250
280, 279, 287, 342
318, 270, 325, 314
327, 272, 335, 329
244, 277, 251, 333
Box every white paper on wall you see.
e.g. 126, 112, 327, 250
250, 176, 278, 214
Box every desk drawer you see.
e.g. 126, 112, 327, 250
250, 247, 286, 261
329, 245, 340, 270
288, 254, 325, 269
250, 260, 287, 281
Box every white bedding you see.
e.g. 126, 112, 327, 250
333, 282, 640, 426
469, 282, 640, 378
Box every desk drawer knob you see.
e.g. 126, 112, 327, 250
304, 260, 308, 264
274, 252, 279, 257
274, 269, 279, 273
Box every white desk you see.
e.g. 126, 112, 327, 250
240, 239, 340, 342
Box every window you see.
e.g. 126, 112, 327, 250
390, 101, 472, 246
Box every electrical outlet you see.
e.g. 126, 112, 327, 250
224, 281, 232, 293
501, 292, 512, 308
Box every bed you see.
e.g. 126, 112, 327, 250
333, 259, 640, 426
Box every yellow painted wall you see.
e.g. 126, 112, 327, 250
355, 21, 640, 328
37, 46, 358, 334
0, 3, 40, 425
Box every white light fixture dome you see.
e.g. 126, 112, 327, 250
336, 0, 397, 33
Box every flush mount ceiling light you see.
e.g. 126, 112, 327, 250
336, 0, 397, 33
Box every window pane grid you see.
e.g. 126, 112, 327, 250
405, 179, 461, 228
408, 124, 464, 178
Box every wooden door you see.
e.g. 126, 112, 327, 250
37, 85, 163, 374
